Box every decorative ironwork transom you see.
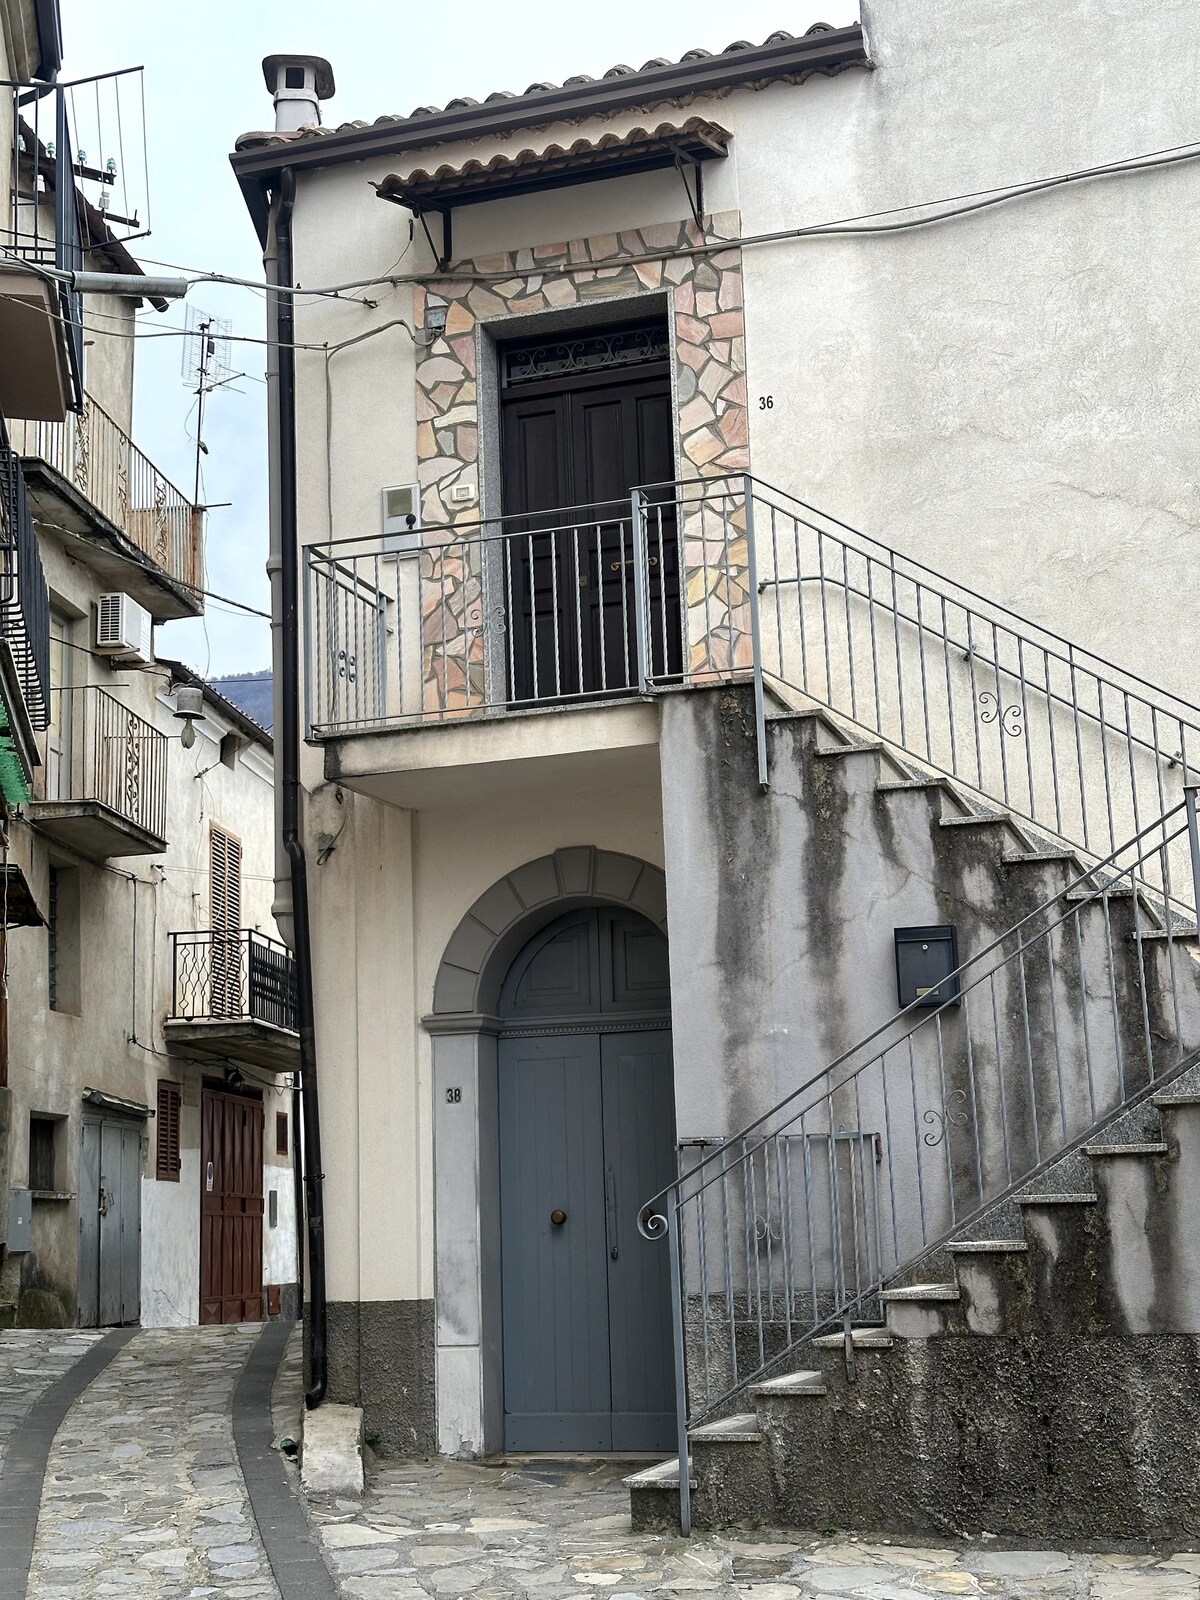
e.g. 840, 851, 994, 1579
500, 320, 670, 389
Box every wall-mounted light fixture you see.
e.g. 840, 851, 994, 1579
173, 685, 205, 748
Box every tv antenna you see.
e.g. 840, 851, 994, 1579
181, 305, 233, 505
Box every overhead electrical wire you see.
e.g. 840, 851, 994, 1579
3, 132, 1200, 337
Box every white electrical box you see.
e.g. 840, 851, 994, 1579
96, 593, 153, 664
381, 484, 421, 553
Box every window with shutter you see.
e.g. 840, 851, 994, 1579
156, 1080, 181, 1181
210, 824, 244, 1016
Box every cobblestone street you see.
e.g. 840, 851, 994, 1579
2, 1325, 1200, 1599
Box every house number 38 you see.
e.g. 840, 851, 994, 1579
446, 1087, 462, 1104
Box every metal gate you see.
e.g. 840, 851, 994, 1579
78, 1113, 141, 1327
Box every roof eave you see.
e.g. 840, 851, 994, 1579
229, 24, 867, 182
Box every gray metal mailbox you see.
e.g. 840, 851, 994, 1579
7, 1188, 31, 1253
895, 925, 960, 1009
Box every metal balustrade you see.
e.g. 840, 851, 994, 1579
5, 82, 85, 404
169, 929, 298, 1031
50, 684, 167, 841
11, 394, 202, 592
641, 799, 1200, 1531
0, 413, 50, 730
304, 495, 689, 732
306, 472, 1200, 906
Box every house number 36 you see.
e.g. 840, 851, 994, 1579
758, 395, 774, 409
446, 1087, 462, 1104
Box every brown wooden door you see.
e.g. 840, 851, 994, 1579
500, 358, 680, 703
199, 1087, 264, 1324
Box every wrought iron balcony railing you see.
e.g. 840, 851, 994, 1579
169, 929, 298, 1032
0, 413, 50, 731
10, 394, 202, 593
46, 684, 167, 843
5, 81, 86, 406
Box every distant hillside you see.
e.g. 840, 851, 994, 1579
212, 670, 273, 733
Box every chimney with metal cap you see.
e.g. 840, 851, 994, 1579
262, 55, 336, 134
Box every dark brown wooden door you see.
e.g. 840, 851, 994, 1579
501, 367, 680, 703
200, 1087, 264, 1324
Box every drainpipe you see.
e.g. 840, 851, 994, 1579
266, 166, 327, 1407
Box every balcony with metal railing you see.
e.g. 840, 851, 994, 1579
10, 393, 204, 620
30, 683, 167, 858
163, 929, 299, 1073
0, 411, 50, 784
305, 473, 1200, 886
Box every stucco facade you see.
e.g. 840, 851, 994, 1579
236, 0, 1200, 1454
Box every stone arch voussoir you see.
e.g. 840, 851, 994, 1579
430, 846, 667, 1019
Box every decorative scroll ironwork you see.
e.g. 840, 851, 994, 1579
978, 690, 1024, 737
922, 1089, 969, 1147
501, 321, 670, 388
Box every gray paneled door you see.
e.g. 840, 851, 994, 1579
79, 1114, 141, 1327
498, 908, 675, 1451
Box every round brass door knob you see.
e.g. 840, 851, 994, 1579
550, 1209, 567, 1226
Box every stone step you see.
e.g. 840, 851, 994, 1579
880, 1282, 961, 1301
623, 1456, 690, 1489
1015, 1191, 1099, 1205
810, 1329, 894, 1350
1083, 1142, 1170, 1158
749, 1369, 829, 1396
947, 1239, 1029, 1254
689, 1412, 762, 1443
1152, 1091, 1200, 1107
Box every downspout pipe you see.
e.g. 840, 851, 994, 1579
269, 165, 328, 1408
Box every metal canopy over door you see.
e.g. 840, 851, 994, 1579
199, 1086, 264, 1324
499, 320, 681, 704
497, 907, 676, 1451
78, 1112, 141, 1327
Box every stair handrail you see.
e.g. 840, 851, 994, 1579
641, 795, 1200, 1533
641, 473, 1200, 893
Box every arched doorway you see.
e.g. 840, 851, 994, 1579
497, 907, 676, 1451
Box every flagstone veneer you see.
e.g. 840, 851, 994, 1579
413, 214, 751, 712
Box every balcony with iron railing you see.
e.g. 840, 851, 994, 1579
30, 683, 167, 859
0, 80, 84, 422
10, 393, 204, 619
163, 929, 299, 1073
304, 473, 1200, 893
0, 411, 50, 781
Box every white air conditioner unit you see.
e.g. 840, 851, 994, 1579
96, 593, 153, 665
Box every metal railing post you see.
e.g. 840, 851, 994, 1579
667, 1193, 692, 1535
630, 489, 651, 694
1185, 785, 1200, 912
742, 477, 769, 790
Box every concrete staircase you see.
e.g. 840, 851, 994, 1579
630, 1062, 1200, 1541
630, 687, 1200, 1542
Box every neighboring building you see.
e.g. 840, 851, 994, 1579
0, 0, 298, 1330
232, 1, 1200, 1534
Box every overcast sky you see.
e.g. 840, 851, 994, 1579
58, 0, 856, 676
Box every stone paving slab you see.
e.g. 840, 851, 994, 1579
0, 1329, 107, 1472
305, 1455, 1200, 1600
25, 1325, 281, 1600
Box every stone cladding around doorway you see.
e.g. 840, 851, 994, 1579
412, 213, 752, 714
